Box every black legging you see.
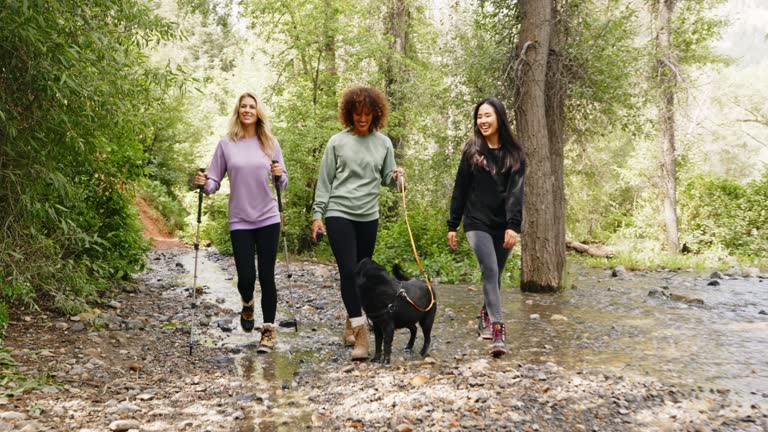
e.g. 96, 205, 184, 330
325, 217, 379, 319
230, 223, 280, 323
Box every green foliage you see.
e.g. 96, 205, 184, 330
199, 193, 233, 256
0, 0, 185, 330
679, 169, 768, 258
0, 349, 59, 397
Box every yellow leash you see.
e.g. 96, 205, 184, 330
397, 176, 436, 312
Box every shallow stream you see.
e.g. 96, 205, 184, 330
180, 251, 767, 429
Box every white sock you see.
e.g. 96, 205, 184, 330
243, 298, 255, 307
350, 316, 367, 328
263, 322, 275, 329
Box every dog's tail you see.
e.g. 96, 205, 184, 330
391, 264, 410, 281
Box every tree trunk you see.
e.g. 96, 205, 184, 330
384, 0, 409, 156
545, 0, 566, 285
656, 0, 679, 253
515, 0, 563, 293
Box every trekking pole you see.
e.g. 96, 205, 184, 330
190, 168, 205, 355
272, 161, 292, 281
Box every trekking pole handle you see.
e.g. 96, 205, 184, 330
196, 168, 205, 224
271, 160, 283, 213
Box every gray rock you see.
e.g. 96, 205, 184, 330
707, 280, 720, 286
108, 420, 141, 431
0, 412, 26, 421
743, 267, 760, 278
611, 266, 626, 277
124, 319, 145, 330
709, 271, 723, 279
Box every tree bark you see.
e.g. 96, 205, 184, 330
515, 0, 563, 293
656, 0, 680, 253
545, 0, 566, 285
384, 0, 409, 155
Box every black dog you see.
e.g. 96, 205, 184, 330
354, 258, 437, 364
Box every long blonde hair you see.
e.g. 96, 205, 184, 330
227, 92, 276, 159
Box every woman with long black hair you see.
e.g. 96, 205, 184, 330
447, 97, 525, 357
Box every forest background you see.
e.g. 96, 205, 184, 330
1, 0, 767, 330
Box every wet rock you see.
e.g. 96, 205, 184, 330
213, 319, 234, 333
710, 271, 723, 279
669, 294, 705, 305
648, 288, 670, 298
758, 310, 767, 316
707, 280, 720, 286
611, 266, 626, 277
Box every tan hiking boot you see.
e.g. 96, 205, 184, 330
350, 324, 369, 361
344, 317, 356, 346
257, 324, 276, 353
240, 299, 255, 333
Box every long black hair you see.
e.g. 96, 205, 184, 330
462, 97, 524, 174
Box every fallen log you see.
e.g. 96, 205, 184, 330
566, 239, 615, 258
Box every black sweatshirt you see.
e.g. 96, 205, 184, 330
447, 148, 525, 236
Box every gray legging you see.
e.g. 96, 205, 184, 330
466, 230, 512, 323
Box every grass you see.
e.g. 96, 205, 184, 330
0, 348, 60, 397
577, 239, 768, 273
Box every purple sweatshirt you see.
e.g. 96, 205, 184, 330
203, 136, 288, 231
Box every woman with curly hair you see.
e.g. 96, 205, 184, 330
194, 92, 287, 354
311, 86, 404, 361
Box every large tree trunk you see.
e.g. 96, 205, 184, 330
546, 0, 566, 285
515, 0, 564, 293
656, 0, 680, 253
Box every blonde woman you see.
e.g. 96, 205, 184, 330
194, 92, 287, 353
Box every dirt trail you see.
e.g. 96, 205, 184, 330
1, 245, 765, 431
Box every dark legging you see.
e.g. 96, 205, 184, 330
230, 223, 280, 323
325, 217, 379, 319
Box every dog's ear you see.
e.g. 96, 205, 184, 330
391, 264, 410, 281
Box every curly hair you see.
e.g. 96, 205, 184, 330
338, 86, 388, 133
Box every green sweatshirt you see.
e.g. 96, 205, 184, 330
312, 129, 397, 221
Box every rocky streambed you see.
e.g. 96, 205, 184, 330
1, 247, 766, 431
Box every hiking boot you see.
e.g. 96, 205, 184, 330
477, 307, 492, 340
350, 323, 369, 361
489, 322, 507, 357
343, 316, 356, 346
240, 299, 255, 333
257, 324, 276, 353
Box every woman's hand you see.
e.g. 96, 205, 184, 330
311, 219, 325, 242
503, 229, 518, 249
393, 167, 405, 191
194, 171, 208, 187
447, 231, 458, 251
271, 162, 284, 178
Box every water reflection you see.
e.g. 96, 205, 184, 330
435, 268, 767, 404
